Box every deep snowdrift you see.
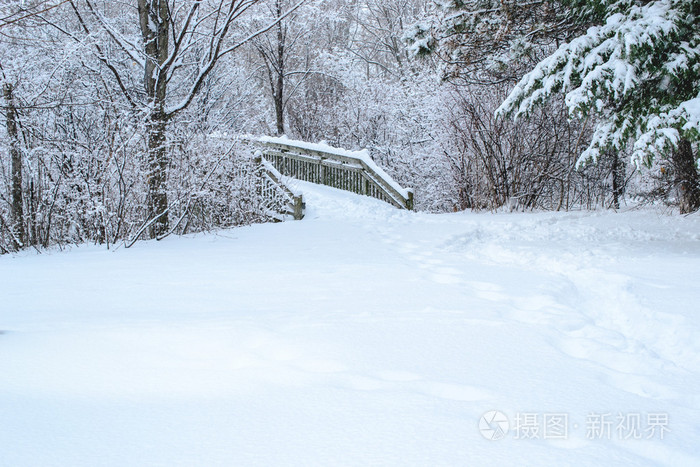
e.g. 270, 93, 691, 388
1, 182, 699, 466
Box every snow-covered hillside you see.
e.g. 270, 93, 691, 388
1, 182, 699, 466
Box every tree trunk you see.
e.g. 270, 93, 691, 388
611, 150, 623, 209
147, 110, 169, 237
4, 82, 24, 247
672, 138, 700, 214
139, 0, 170, 237
274, 1, 285, 136
274, 73, 284, 135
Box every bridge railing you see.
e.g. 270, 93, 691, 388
248, 136, 414, 210
254, 153, 305, 221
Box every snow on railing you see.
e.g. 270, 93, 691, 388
254, 152, 305, 221
247, 136, 414, 210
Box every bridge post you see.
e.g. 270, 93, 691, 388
406, 190, 414, 210
293, 195, 304, 220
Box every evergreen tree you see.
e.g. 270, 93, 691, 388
498, 0, 700, 212
404, 1, 574, 84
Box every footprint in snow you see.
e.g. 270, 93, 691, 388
463, 280, 508, 301
551, 334, 679, 399
606, 372, 679, 400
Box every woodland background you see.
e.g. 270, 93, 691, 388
1, 0, 696, 253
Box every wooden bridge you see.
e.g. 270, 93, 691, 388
250, 137, 413, 220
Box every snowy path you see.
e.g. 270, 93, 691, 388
1, 182, 700, 466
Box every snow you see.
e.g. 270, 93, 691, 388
498, 0, 699, 167
2, 182, 700, 466
257, 135, 413, 199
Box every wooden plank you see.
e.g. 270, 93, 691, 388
262, 141, 365, 167
254, 139, 413, 210
253, 154, 306, 220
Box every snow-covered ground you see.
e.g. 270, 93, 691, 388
1, 182, 699, 466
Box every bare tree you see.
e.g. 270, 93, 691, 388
343, 0, 423, 76
2, 80, 23, 247
248, 0, 319, 136
68, 0, 301, 237
255, 0, 286, 135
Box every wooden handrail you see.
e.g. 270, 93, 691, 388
254, 153, 305, 221
249, 137, 414, 210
